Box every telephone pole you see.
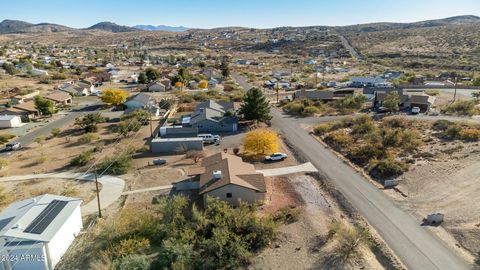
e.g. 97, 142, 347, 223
453, 76, 458, 102
94, 168, 102, 218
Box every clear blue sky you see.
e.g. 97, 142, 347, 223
1, 0, 479, 29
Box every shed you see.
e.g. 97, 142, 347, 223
0, 194, 83, 270
150, 137, 203, 154
0, 115, 22, 128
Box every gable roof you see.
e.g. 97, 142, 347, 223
43, 91, 72, 102
0, 194, 82, 242
198, 153, 265, 194
13, 101, 38, 113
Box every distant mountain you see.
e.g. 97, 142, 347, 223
87, 21, 140, 33
337, 15, 480, 32
134, 24, 189, 32
0, 19, 74, 34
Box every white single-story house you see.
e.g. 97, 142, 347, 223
0, 115, 22, 128
0, 194, 83, 270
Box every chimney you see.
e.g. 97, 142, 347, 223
213, 170, 222, 180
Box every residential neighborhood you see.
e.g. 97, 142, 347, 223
0, 2, 479, 270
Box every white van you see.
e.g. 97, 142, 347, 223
198, 134, 221, 144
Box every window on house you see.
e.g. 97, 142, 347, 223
226, 193, 232, 198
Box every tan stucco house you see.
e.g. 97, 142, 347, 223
195, 153, 266, 206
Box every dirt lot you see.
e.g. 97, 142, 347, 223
0, 178, 96, 211
386, 141, 480, 263
251, 174, 384, 270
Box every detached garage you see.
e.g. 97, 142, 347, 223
0, 115, 22, 128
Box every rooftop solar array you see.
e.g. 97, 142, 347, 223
0, 217, 14, 231
23, 200, 68, 235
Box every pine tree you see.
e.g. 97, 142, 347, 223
239, 88, 271, 123
138, 72, 148, 84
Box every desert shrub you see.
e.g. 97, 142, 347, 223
70, 150, 93, 167
302, 106, 320, 116
334, 95, 367, 111
112, 254, 150, 270
78, 133, 99, 144
399, 129, 422, 152
97, 153, 132, 175
442, 124, 463, 140
313, 123, 332, 135
0, 158, 8, 170
370, 159, 408, 179
0, 186, 12, 207
324, 131, 353, 150
50, 128, 61, 137
382, 117, 408, 129
459, 128, 480, 141
0, 134, 15, 144
425, 90, 439, 96
348, 144, 387, 166
179, 94, 194, 103
285, 102, 304, 114
75, 112, 105, 133
442, 100, 478, 116
273, 206, 303, 224
113, 237, 150, 258
380, 128, 402, 147
185, 150, 205, 163
350, 120, 376, 139
153, 196, 277, 269
328, 221, 371, 267
432, 119, 454, 131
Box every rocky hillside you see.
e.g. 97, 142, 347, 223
86, 21, 140, 33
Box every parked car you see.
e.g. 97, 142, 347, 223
152, 159, 167, 166
198, 134, 221, 144
265, 152, 288, 161
5, 142, 22, 151
411, 107, 421, 114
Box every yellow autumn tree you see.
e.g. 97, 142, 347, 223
175, 81, 184, 89
243, 128, 280, 155
101, 89, 128, 107
198, 80, 208, 89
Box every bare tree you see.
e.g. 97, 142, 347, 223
186, 150, 205, 164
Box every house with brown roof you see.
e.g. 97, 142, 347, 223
0, 100, 39, 120
194, 153, 266, 206
43, 91, 72, 105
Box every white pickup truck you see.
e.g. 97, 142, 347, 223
198, 134, 221, 144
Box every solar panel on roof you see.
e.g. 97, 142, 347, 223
0, 217, 14, 231
23, 200, 68, 235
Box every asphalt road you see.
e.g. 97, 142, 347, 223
232, 72, 252, 92
232, 73, 470, 269
1, 103, 103, 156
270, 109, 469, 270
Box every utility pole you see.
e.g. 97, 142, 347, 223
148, 104, 153, 138
276, 79, 279, 104
94, 168, 102, 218
453, 76, 458, 102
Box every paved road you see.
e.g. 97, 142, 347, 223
270, 109, 469, 270
232, 72, 253, 92
233, 72, 469, 269
336, 32, 362, 59
1, 103, 103, 156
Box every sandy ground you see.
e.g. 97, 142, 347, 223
0, 178, 96, 210
251, 174, 384, 270
385, 140, 480, 263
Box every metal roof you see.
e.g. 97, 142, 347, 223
0, 194, 82, 242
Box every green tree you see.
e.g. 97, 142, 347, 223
383, 92, 400, 113
34, 96, 56, 116
138, 72, 148, 84
75, 113, 105, 133
2, 63, 17, 75
145, 67, 159, 83
472, 77, 480, 86
239, 88, 271, 123
220, 60, 230, 78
